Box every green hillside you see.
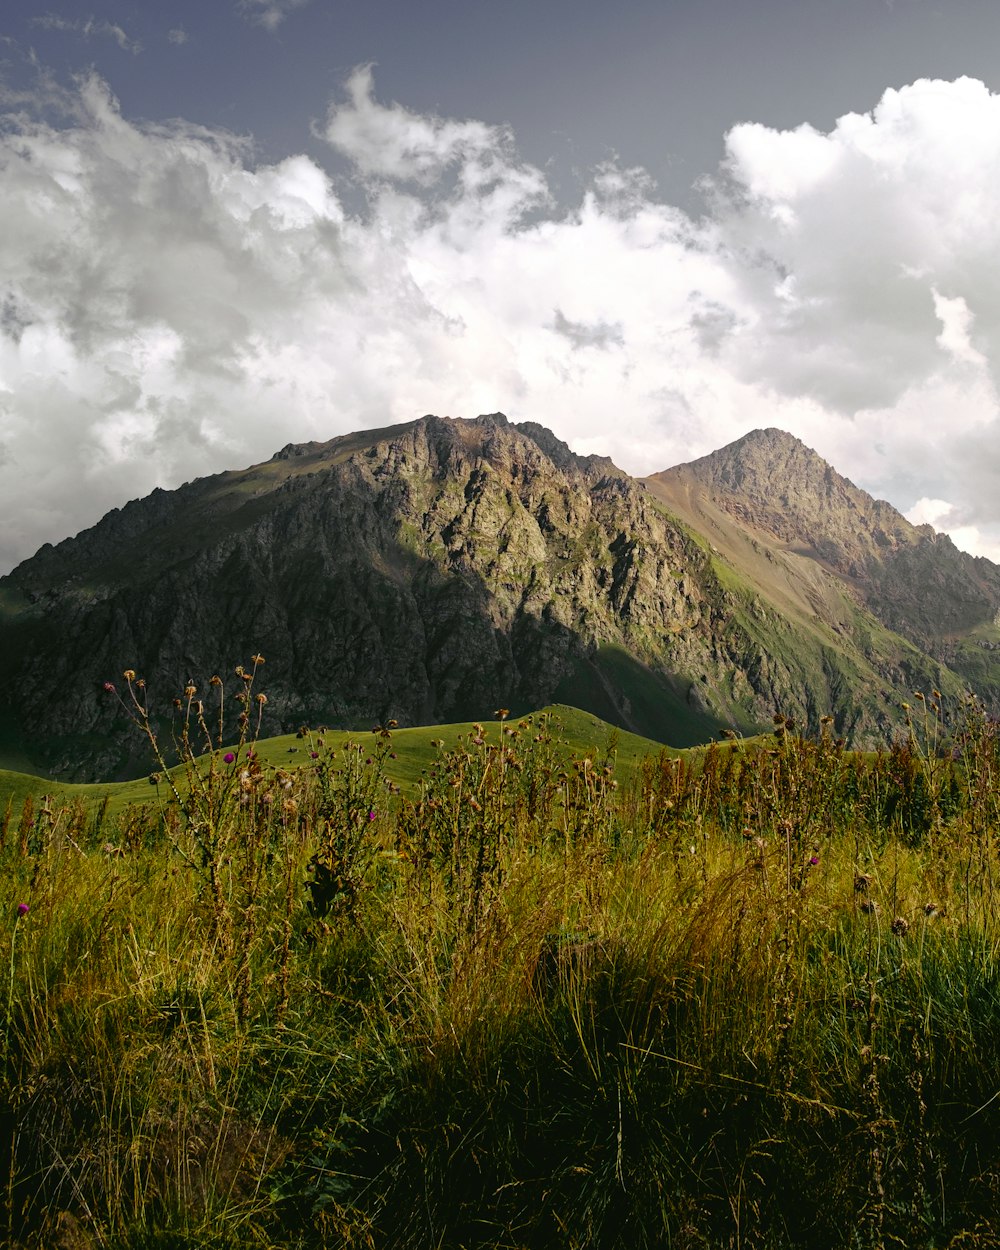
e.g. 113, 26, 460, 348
0, 704, 674, 819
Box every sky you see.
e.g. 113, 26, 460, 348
2, 0, 1000, 572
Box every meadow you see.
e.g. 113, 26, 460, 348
1, 666, 1000, 1249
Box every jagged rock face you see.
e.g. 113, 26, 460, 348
2, 415, 998, 781
0, 415, 719, 779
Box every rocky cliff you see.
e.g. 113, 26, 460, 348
0, 415, 992, 780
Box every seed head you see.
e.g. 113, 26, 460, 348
209, 674, 222, 687
123, 669, 136, 681
891, 916, 910, 937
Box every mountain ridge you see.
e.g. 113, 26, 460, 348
0, 413, 993, 781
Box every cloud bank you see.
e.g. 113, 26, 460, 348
0, 68, 999, 572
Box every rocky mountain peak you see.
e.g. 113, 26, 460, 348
649, 426, 1000, 652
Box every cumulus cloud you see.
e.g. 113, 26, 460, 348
1, 69, 1000, 571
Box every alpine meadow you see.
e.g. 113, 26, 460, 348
7, 2, 1000, 1245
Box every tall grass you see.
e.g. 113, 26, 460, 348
2, 673, 1000, 1247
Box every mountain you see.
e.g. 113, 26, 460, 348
0, 415, 994, 781
644, 427, 1000, 700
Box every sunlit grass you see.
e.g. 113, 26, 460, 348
2, 675, 1000, 1247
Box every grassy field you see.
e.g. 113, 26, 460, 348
2, 679, 1000, 1248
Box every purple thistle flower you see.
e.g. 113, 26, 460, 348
16, 903, 29, 916
223, 752, 235, 764
809, 856, 820, 866
310, 751, 319, 759
103, 681, 116, 693
367, 809, 376, 821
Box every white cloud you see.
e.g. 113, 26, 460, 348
167, 28, 189, 47
239, 0, 312, 32
31, 14, 142, 54
2, 70, 1000, 573
323, 64, 547, 218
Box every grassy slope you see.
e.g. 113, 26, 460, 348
0, 704, 675, 818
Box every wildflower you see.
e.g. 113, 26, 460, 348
854, 873, 872, 893
808, 855, 820, 866
924, 902, 938, 916
251, 653, 265, 665
367, 809, 376, 821
123, 669, 135, 681
223, 752, 235, 764
16, 903, 28, 916
103, 681, 116, 693
310, 751, 319, 759
148, 773, 160, 786
860, 899, 878, 915
891, 916, 910, 937
185, 684, 197, 698
209, 674, 222, 687
255, 693, 267, 705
